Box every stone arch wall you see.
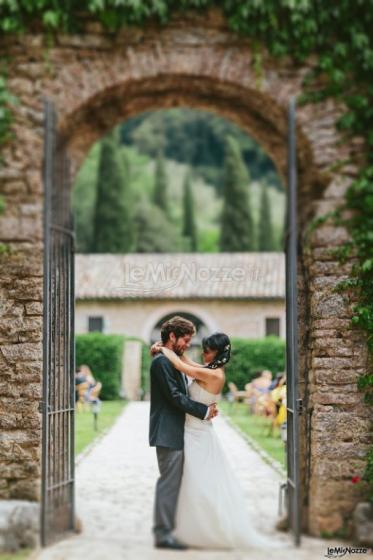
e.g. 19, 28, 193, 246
0, 7, 369, 538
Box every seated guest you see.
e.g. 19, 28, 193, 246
269, 371, 285, 391
252, 370, 273, 392
76, 364, 98, 402
251, 370, 273, 415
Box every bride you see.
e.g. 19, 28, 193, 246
151, 332, 290, 551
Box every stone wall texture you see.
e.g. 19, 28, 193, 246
0, 7, 371, 539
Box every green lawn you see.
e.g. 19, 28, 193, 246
219, 400, 287, 469
75, 399, 127, 456
0, 550, 32, 560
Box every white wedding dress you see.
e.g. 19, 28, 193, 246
173, 380, 291, 551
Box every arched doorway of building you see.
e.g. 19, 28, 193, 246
150, 311, 210, 361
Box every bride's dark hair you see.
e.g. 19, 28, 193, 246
202, 332, 231, 369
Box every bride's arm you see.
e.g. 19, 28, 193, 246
160, 347, 221, 383
180, 353, 203, 367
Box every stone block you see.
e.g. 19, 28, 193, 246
310, 226, 351, 248
1, 343, 42, 362
311, 337, 353, 358
312, 356, 359, 370
313, 512, 344, 535
0, 500, 40, 552
353, 502, 373, 547
24, 302, 43, 315
311, 292, 349, 319
314, 368, 360, 384
8, 278, 43, 301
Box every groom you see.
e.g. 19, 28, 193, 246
149, 315, 218, 550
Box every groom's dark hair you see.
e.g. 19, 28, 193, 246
160, 315, 196, 344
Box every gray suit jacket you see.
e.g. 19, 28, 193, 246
149, 354, 208, 450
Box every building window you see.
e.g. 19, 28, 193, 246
265, 317, 280, 337
88, 316, 104, 333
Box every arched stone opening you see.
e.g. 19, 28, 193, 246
0, 7, 367, 542
51, 55, 338, 536
62, 76, 324, 228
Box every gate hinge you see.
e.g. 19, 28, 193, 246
38, 401, 51, 414
296, 398, 303, 415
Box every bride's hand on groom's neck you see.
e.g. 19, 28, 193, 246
150, 341, 163, 356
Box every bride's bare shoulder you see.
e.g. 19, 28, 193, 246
214, 367, 225, 379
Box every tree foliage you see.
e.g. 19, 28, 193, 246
219, 136, 254, 252
182, 169, 198, 251
121, 108, 282, 191
258, 184, 275, 251
153, 149, 169, 217
133, 196, 186, 253
92, 132, 134, 253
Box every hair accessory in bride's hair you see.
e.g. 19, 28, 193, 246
204, 335, 231, 369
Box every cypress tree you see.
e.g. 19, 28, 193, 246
219, 136, 254, 252
91, 133, 134, 253
182, 169, 198, 251
153, 149, 169, 216
258, 183, 275, 250
133, 197, 185, 253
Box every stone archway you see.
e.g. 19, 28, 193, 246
0, 7, 368, 541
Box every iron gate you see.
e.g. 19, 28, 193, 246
41, 99, 76, 546
284, 96, 302, 546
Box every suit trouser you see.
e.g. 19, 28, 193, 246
153, 446, 184, 540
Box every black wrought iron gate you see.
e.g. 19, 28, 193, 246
285, 96, 302, 546
41, 99, 76, 546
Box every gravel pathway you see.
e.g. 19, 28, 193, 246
35, 402, 369, 560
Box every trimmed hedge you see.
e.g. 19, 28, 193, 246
76, 333, 125, 400
135, 336, 286, 396
75, 334, 285, 399
224, 336, 286, 392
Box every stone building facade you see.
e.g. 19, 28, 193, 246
75, 252, 286, 341
75, 252, 286, 401
0, 7, 370, 542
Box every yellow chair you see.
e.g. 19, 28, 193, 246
269, 384, 287, 435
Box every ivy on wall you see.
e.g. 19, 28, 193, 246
0, 0, 372, 502
0, 67, 16, 153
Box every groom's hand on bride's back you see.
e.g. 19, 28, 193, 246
207, 403, 218, 420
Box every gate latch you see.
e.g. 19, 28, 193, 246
296, 398, 303, 415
